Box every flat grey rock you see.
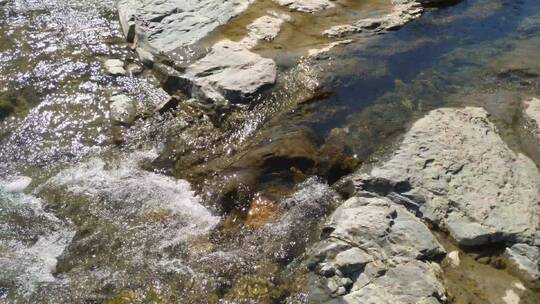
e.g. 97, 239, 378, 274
248, 15, 285, 41
273, 0, 335, 13
182, 40, 277, 103
368, 107, 540, 246
326, 196, 445, 261
323, 1, 424, 37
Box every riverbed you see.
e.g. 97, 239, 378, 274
1, 0, 539, 303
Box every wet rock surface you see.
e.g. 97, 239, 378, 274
274, 0, 335, 13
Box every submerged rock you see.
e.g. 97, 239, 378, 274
323, 0, 425, 37
103, 59, 126, 76
0, 191, 74, 297
33, 152, 220, 302
109, 94, 137, 125
273, 0, 335, 13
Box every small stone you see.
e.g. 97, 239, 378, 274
318, 264, 336, 277
447, 251, 460, 268
340, 277, 353, 288
126, 63, 144, 76
110, 95, 137, 125
104, 59, 126, 76
336, 286, 347, 296
327, 277, 339, 294
334, 247, 371, 274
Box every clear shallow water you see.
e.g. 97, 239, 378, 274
0, 0, 539, 303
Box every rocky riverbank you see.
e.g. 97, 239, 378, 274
115, 0, 456, 105
1, 0, 540, 303
303, 107, 540, 303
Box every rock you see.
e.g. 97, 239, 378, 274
104, 59, 126, 76
325, 196, 445, 261
115, 1, 284, 104
308, 40, 353, 57
273, 0, 335, 13
116, 0, 253, 54
126, 63, 144, 76
182, 40, 277, 103
239, 13, 290, 48
333, 248, 372, 274
305, 194, 446, 302
247, 15, 285, 42
504, 243, 540, 282
319, 264, 336, 277
447, 251, 460, 268
0, 176, 32, 193
367, 107, 540, 247
344, 260, 445, 304
109, 94, 137, 124
323, 0, 424, 38
520, 97, 540, 164
523, 97, 540, 134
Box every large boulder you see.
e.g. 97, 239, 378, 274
364, 107, 540, 247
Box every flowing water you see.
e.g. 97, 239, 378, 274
0, 0, 539, 303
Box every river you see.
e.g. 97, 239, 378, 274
0, 0, 539, 303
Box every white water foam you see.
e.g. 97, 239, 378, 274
0, 176, 32, 193
0, 190, 75, 296
43, 151, 219, 239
